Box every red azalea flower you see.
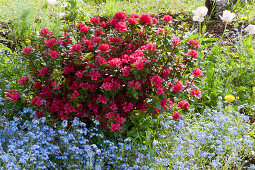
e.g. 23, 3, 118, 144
134, 82, 141, 89
108, 58, 121, 67
70, 91, 79, 99
90, 17, 100, 25
95, 28, 104, 35
134, 60, 144, 70
152, 18, 157, 24
101, 21, 107, 27
171, 81, 183, 92
39, 28, 49, 35
97, 94, 108, 104
172, 112, 180, 119
109, 123, 122, 132
114, 11, 127, 21
19, 77, 28, 85
71, 43, 82, 52
83, 39, 91, 46
156, 87, 164, 95
36, 110, 44, 119
163, 15, 173, 22
75, 71, 83, 78
188, 39, 200, 47
131, 13, 139, 18
39, 28, 54, 36
11, 92, 20, 102
38, 67, 50, 76
122, 102, 133, 112
102, 82, 112, 91
46, 50, 59, 58
80, 25, 90, 33
191, 88, 201, 98
171, 37, 181, 45
142, 43, 157, 51
115, 22, 127, 32
115, 115, 125, 124
178, 100, 190, 110
98, 44, 110, 52
31, 97, 43, 106
122, 66, 130, 76
23, 47, 33, 54
193, 68, 203, 77
60, 33, 72, 46
156, 28, 164, 35
128, 18, 138, 25
45, 38, 59, 48
188, 49, 198, 58
163, 68, 170, 78
33, 82, 42, 88
153, 107, 160, 114
151, 75, 163, 88
77, 24, 90, 33
89, 71, 101, 81
139, 13, 152, 25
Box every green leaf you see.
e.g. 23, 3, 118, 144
0, 44, 12, 54
235, 86, 248, 92
127, 127, 138, 136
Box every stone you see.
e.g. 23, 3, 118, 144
205, 0, 249, 19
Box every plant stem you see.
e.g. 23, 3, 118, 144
219, 22, 228, 45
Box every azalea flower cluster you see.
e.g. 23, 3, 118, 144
16, 11, 203, 132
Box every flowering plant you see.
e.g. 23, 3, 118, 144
220, 10, 236, 23
13, 12, 203, 132
192, 6, 208, 22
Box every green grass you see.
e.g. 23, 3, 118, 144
0, 0, 254, 48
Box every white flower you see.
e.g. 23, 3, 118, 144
192, 6, 208, 22
47, 0, 58, 5
220, 10, 236, 22
245, 24, 255, 34
59, 12, 66, 18
153, 140, 159, 146
61, 2, 67, 7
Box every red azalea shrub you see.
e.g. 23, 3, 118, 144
13, 11, 203, 132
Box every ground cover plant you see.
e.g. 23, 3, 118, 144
0, 0, 255, 169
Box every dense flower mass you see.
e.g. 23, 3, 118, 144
16, 11, 203, 132
0, 105, 253, 169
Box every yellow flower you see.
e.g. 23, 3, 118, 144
25, 39, 31, 44
236, 96, 239, 100
224, 95, 235, 102
241, 16, 247, 20
142, 141, 146, 144
249, 48, 254, 52
135, 112, 139, 116
201, 50, 204, 54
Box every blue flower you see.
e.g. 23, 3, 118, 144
61, 120, 68, 128
248, 164, 255, 170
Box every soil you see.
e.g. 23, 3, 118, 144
0, 22, 11, 48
